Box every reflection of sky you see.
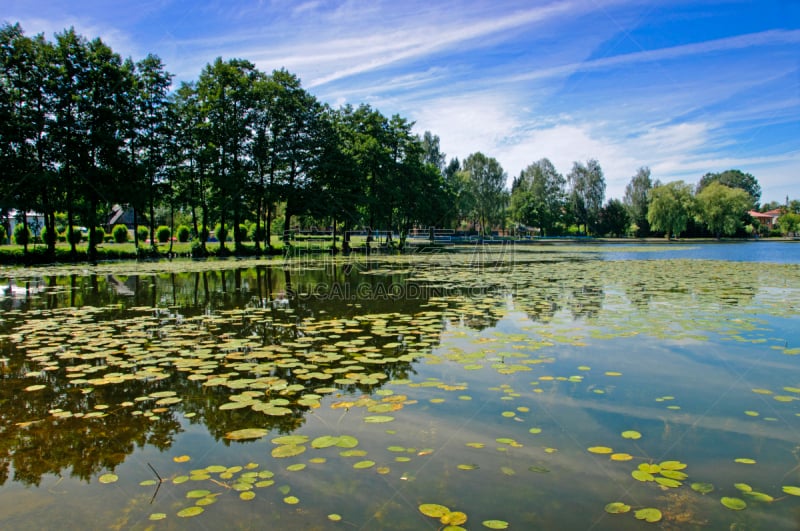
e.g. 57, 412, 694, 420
600, 241, 800, 263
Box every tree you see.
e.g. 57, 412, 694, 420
598, 198, 630, 237
777, 212, 800, 236
510, 158, 565, 236
647, 181, 695, 239
697, 169, 761, 209
695, 182, 752, 238
567, 159, 605, 235
623, 166, 653, 236
462, 152, 506, 236
419, 131, 445, 173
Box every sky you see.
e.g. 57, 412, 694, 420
4, 0, 799, 203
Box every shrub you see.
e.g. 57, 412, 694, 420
249, 224, 266, 242
13, 223, 32, 245
176, 225, 191, 242
91, 227, 105, 245
112, 224, 129, 243
137, 225, 149, 243
214, 223, 228, 242
67, 226, 83, 245
156, 225, 171, 243
236, 223, 249, 242
0, 224, 6, 244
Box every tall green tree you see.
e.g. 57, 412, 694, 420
697, 169, 761, 209
695, 182, 753, 238
647, 181, 695, 239
510, 158, 565, 236
134, 54, 173, 250
462, 152, 506, 236
623, 166, 653, 236
598, 198, 630, 237
567, 159, 605, 235
197, 57, 258, 252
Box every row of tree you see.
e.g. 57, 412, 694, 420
1, 23, 794, 260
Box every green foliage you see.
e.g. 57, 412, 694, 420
463, 152, 507, 235
112, 224, 129, 243
695, 182, 752, 237
623, 167, 653, 236
91, 227, 105, 246
567, 159, 606, 235
13, 223, 32, 245
214, 223, 228, 242
236, 224, 249, 242
176, 225, 191, 242
67, 227, 83, 245
647, 181, 695, 239
598, 199, 630, 237
511, 158, 566, 236
137, 226, 149, 243
156, 225, 171, 243
777, 212, 800, 236
697, 169, 761, 208
0, 224, 6, 244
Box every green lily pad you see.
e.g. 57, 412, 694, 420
634, 508, 662, 522
721, 497, 747, 510
734, 458, 756, 464
604, 502, 631, 514
691, 482, 714, 494
621, 430, 641, 440
363, 415, 394, 423
782, 486, 800, 496
272, 445, 306, 458
149, 513, 167, 521
632, 470, 654, 482
482, 520, 509, 529
98, 473, 118, 484
311, 436, 339, 448
419, 503, 450, 517
177, 506, 204, 517
225, 428, 268, 441
353, 460, 375, 469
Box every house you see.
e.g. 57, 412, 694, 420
106, 204, 147, 232
747, 209, 782, 231
5, 209, 46, 239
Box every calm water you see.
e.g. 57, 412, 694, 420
1, 243, 799, 530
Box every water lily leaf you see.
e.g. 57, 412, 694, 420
272, 445, 306, 458
639, 463, 661, 473
621, 430, 641, 440
588, 446, 613, 454
149, 513, 167, 521
611, 453, 633, 461
482, 520, 509, 529
353, 460, 375, 469
98, 473, 118, 484
24, 384, 46, 392
283, 496, 300, 504
240, 491, 256, 500
782, 486, 800, 496
659, 470, 687, 480
173, 455, 191, 463
658, 461, 685, 470
225, 428, 268, 441
501, 466, 515, 476
721, 497, 747, 510
336, 435, 359, 448
632, 470, 654, 482
312, 436, 339, 448
734, 483, 752, 492
458, 463, 479, 470
328, 514, 342, 521
655, 477, 682, 488
364, 415, 394, 423
177, 506, 204, 517
745, 491, 774, 502
734, 458, 756, 464
419, 503, 450, 517
604, 502, 631, 514
528, 465, 550, 473
441, 511, 467, 525
186, 489, 211, 499
691, 482, 714, 494
272, 435, 309, 445
634, 508, 662, 522
286, 463, 306, 472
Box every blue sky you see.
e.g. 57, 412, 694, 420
4, 0, 799, 202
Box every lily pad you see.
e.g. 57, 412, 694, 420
634, 508, 662, 522
604, 502, 631, 514
419, 503, 451, 517
721, 497, 747, 510
177, 506, 204, 517
482, 520, 509, 529
782, 486, 800, 496
225, 428, 268, 441
621, 430, 641, 440
98, 473, 118, 484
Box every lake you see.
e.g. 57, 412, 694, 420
1, 241, 799, 529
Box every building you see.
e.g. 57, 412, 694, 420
747, 209, 782, 231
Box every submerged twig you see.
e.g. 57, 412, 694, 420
147, 462, 163, 483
